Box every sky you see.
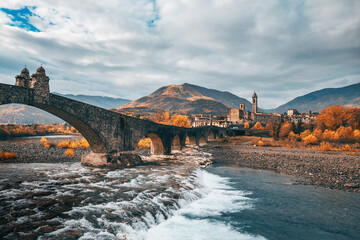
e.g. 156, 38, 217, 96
0, 0, 359, 109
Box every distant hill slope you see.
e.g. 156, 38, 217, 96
56, 93, 130, 110
116, 83, 252, 115
0, 94, 130, 124
272, 82, 360, 113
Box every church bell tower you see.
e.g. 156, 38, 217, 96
252, 92, 258, 113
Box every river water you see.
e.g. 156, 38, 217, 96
0, 150, 359, 239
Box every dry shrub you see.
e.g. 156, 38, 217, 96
302, 134, 318, 145
68, 142, 78, 149
77, 138, 90, 148
312, 129, 323, 139
287, 131, 300, 142
320, 141, 332, 153
336, 126, 353, 142
58, 141, 70, 148
257, 140, 264, 146
137, 137, 151, 149
300, 129, 312, 139
353, 129, 360, 142
342, 144, 352, 151
40, 137, 55, 148
322, 129, 336, 141
347, 152, 356, 156
65, 149, 74, 157
0, 151, 16, 160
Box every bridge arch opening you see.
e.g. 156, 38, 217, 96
186, 135, 197, 146
208, 131, 215, 141
199, 136, 207, 146
0, 103, 107, 153
172, 135, 181, 152
136, 133, 165, 155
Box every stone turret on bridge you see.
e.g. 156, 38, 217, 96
2, 67, 229, 168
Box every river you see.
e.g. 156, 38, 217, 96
0, 149, 359, 239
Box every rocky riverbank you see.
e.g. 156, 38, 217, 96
0, 136, 90, 163
203, 142, 360, 192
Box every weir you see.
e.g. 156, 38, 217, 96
0, 67, 229, 167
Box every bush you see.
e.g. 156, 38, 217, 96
302, 134, 318, 145
244, 122, 250, 129
257, 140, 264, 146
58, 141, 70, 148
65, 149, 74, 157
0, 151, 16, 160
287, 131, 300, 142
319, 141, 332, 153
77, 138, 90, 148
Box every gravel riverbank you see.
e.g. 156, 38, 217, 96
0, 136, 90, 163
203, 142, 360, 192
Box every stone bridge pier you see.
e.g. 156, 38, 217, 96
0, 67, 229, 168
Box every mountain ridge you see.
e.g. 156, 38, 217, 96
117, 83, 253, 115
270, 82, 360, 113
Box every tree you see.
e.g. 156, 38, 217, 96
279, 121, 292, 139
252, 122, 264, 129
266, 118, 280, 139
344, 108, 360, 130
315, 105, 346, 130
170, 114, 191, 128
244, 122, 250, 129
294, 120, 303, 134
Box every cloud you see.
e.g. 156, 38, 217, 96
0, 0, 359, 108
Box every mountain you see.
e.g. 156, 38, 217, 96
0, 104, 63, 124
0, 94, 130, 124
115, 83, 252, 115
55, 93, 130, 110
272, 82, 360, 113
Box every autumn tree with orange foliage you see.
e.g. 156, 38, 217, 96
315, 105, 346, 130
279, 121, 292, 139
244, 122, 250, 129
252, 122, 264, 129
315, 105, 360, 131
344, 108, 360, 130
151, 110, 191, 128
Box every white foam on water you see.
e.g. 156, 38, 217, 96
140, 169, 265, 240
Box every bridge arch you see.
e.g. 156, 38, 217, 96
0, 102, 107, 153
199, 135, 207, 146
186, 135, 197, 146
208, 130, 215, 140
146, 133, 165, 155
172, 135, 181, 152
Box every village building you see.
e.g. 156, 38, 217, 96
287, 110, 318, 124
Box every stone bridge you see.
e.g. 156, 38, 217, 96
0, 67, 229, 166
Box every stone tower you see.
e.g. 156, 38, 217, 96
15, 67, 31, 87
252, 92, 258, 113
29, 66, 50, 97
